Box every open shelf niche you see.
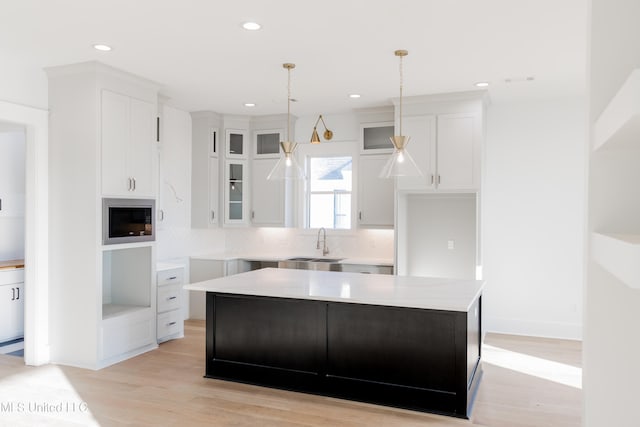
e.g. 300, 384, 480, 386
593, 69, 640, 151
591, 233, 640, 289
591, 68, 640, 290
102, 246, 152, 320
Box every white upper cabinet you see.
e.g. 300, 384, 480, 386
396, 112, 481, 191
358, 154, 394, 228
224, 160, 248, 225
225, 129, 248, 159
396, 115, 437, 190
102, 90, 157, 197
251, 158, 284, 226
360, 122, 395, 154
254, 129, 283, 158
191, 111, 221, 228
436, 112, 481, 190
208, 156, 220, 226
157, 104, 192, 230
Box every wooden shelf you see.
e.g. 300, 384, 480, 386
591, 232, 640, 289
593, 69, 640, 151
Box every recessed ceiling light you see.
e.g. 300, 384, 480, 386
244, 103, 256, 107
242, 22, 261, 31
349, 94, 361, 99
93, 44, 112, 52
474, 81, 490, 88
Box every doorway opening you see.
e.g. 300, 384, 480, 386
0, 122, 26, 358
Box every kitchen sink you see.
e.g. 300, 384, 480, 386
278, 257, 344, 272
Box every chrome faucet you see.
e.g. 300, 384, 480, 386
316, 227, 329, 256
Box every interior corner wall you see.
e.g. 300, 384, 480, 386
482, 96, 585, 340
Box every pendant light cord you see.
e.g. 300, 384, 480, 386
287, 66, 291, 142
399, 53, 403, 136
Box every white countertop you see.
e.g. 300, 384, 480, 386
185, 268, 483, 312
190, 253, 394, 266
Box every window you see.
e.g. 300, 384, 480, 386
307, 156, 352, 229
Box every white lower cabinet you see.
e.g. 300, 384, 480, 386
189, 258, 241, 320
0, 269, 24, 343
156, 265, 185, 343
101, 307, 155, 361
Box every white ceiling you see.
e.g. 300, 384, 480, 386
0, 0, 588, 116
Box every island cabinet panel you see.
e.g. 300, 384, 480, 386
207, 294, 326, 391
205, 292, 482, 418
327, 303, 456, 390
326, 303, 471, 416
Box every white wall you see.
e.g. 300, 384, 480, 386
482, 96, 586, 340
401, 193, 477, 279
0, 61, 48, 109
585, 1, 640, 426
0, 129, 26, 260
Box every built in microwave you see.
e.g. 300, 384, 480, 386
103, 198, 155, 245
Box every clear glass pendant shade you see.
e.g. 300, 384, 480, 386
379, 136, 422, 178
381, 49, 423, 178
267, 142, 305, 180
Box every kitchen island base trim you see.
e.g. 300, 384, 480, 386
204, 292, 482, 418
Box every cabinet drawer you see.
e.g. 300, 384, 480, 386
157, 284, 181, 313
157, 268, 183, 286
157, 309, 182, 339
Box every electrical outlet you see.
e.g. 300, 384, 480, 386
447, 240, 455, 250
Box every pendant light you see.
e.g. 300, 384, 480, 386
268, 63, 306, 180
380, 50, 422, 178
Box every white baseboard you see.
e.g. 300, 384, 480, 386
484, 316, 582, 341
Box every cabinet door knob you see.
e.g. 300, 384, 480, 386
211, 210, 215, 221
132, 178, 136, 191
359, 211, 362, 221
168, 321, 177, 326
128, 178, 132, 191
11, 287, 15, 301
251, 211, 255, 219
168, 296, 177, 300
16, 287, 19, 300
430, 174, 434, 185
437, 175, 441, 185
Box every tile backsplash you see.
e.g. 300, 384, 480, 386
157, 226, 394, 261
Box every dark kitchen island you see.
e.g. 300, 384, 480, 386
185, 268, 484, 418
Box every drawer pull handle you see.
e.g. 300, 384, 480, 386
168, 296, 177, 300
168, 322, 177, 326
167, 276, 177, 280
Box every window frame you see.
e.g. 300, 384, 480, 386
296, 141, 358, 232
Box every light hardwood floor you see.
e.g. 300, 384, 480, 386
0, 321, 581, 426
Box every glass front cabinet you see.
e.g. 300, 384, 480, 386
224, 160, 247, 224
